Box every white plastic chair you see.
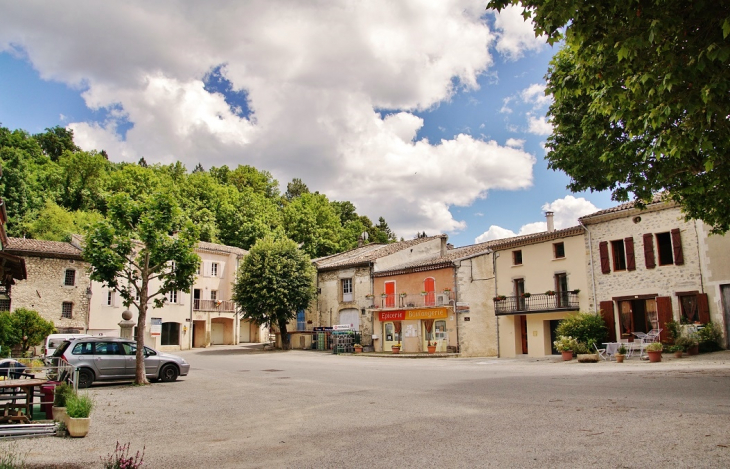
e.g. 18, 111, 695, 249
594, 343, 608, 360
645, 329, 662, 343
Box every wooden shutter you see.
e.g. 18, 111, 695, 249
643, 233, 656, 269
656, 296, 673, 342
671, 228, 684, 265
599, 241, 611, 274
599, 301, 616, 342
625, 237, 636, 271
697, 293, 710, 323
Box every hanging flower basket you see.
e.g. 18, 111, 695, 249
545, 290, 556, 296
493, 295, 507, 301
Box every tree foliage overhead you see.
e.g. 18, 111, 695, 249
0, 124, 397, 250
233, 236, 315, 349
488, 0, 730, 232
84, 192, 199, 384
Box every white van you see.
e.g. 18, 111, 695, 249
44, 333, 91, 357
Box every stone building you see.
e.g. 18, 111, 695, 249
4, 238, 91, 333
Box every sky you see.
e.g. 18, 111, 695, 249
0, 1, 615, 247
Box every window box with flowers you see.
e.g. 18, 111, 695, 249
399, 293, 408, 298
545, 290, 556, 296
493, 295, 507, 301
521, 293, 531, 298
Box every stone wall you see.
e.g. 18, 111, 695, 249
314, 266, 374, 345
10, 256, 90, 332
456, 254, 497, 357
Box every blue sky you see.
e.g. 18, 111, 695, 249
0, 2, 613, 247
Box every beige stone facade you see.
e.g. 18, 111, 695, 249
694, 222, 730, 348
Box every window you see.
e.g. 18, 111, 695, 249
61, 302, 73, 319
210, 290, 218, 301
64, 269, 76, 286
555, 273, 568, 307
553, 242, 565, 259
0, 299, 10, 311
611, 240, 627, 271
434, 320, 446, 340
679, 295, 698, 323
512, 250, 523, 265
72, 342, 93, 355
297, 310, 306, 331
656, 232, 674, 265
105, 290, 115, 306
196, 263, 201, 275
169, 290, 178, 304
514, 278, 525, 310
211, 262, 219, 277
96, 342, 122, 355
161, 322, 180, 346
341, 278, 353, 302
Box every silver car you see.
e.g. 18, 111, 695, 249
52, 337, 190, 388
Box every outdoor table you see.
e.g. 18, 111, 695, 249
603, 342, 620, 359
0, 378, 47, 424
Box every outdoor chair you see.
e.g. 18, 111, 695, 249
594, 343, 608, 360
631, 331, 648, 342
645, 329, 662, 343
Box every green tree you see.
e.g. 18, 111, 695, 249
84, 192, 199, 384
283, 192, 343, 257
6, 308, 56, 355
228, 165, 280, 199
33, 126, 79, 162
284, 178, 309, 201
24, 200, 102, 241
58, 150, 110, 211
488, 0, 730, 233
555, 312, 607, 348
233, 236, 315, 350
0, 311, 14, 356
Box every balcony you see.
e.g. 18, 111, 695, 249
370, 292, 453, 310
494, 292, 579, 316
193, 299, 236, 312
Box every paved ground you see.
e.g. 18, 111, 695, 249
3, 347, 730, 468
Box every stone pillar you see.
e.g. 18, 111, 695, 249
118, 310, 136, 340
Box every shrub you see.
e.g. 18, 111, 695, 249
674, 336, 696, 351
553, 336, 577, 352
66, 393, 93, 419
646, 342, 663, 352
53, 382, 75, 407
665, 319, 681, 341
102, 441, 145, 469
696, 322, 724, 353
555, 312, 608, 347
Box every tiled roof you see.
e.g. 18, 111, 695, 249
579, 193, 675, 222
5, 237, 84, 260
314, 235, 447, 271
489, 226, 584, 251
197, 241, 247, 257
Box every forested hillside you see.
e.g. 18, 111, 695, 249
0, 125, 397, 257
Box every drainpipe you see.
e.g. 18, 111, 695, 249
493, 251, 500, 358
452, 261, 460, 353
189, 289, 193, 349
693, 221, 705, 294
579, 220, 598, 314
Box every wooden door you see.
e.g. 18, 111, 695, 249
424, 277, 436, 306
385, 281, 395, 308
656, 296, 673, 342
600, 301, 616, 342
520, 315, 528, 354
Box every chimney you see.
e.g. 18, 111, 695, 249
545, 211, 555, 233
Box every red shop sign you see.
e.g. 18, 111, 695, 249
378, 310, 406, 322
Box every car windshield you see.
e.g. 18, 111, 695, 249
52, 341, 72, 357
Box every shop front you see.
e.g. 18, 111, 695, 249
377, 307, 453, 353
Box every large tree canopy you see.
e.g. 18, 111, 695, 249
488, 0, 730, 232
233, 236, 315, 350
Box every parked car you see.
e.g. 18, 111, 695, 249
52, 337, 190, 388
44, 333, 91, 357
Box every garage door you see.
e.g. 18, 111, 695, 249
338, 309, 360, 330
211, 322, 225, 345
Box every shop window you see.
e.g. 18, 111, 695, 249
62, 302, 73, 319
513, 250, 523, 265
611, 240, 627, 271
341, 278, 353, 302
161, 322, 180, 346
64, 269, 76, 286
434, 320, 446, 340
553, 242, 565, 259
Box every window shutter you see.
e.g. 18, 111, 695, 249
599, 241, 611, 274
671, 229, 684, 265
218, 261, 225, 278
656, 296, 673, 343
643, 234, 656, 269
178, 291, 185, 306
203, 261, 211, 277
599, 301, 616, 342
697, 293, 710, 323
624, 237, 636, 271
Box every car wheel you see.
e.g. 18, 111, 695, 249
77, 369, 94, 389
159, 364, 179, 382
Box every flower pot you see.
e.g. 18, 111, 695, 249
66, 417, 90, 438
561, 351, 573, 361
647, 350, 662, 363
687, 344, 699, 355
578, 354, 599, 363
391, 346, 401, 354
427, 345, 436, 354
354, 346, 363, 354
52, 406, 67, 423
674, 350, 683, 358
615, 353, 625, 363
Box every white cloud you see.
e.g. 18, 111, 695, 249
490, 5, 547, 61
473, 195, 600, 243
505, 138, 524, 149
500, 96, 513, 114
520, 83, 551, 108
0, 1, 540, 236
527, 114, 552, 135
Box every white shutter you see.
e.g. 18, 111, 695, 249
218, 261, 226, 278
203, 261, 212, 277
178, 291, 185, 306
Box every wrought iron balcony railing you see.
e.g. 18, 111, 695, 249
193, 299, 236, 312
370, 292, 453, 309
494, 292, 579, 316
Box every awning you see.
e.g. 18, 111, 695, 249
0, 251, 27, 284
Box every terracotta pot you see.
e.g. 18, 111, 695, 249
354, 346, 362, 354
647, 350, 662, 363
427, 345, 437, 354
52, 406, 67, 423
674, 350, 683, 358
561, 351, 573, 361
687, 344, 699, 356
66, 417, 90, 438
615, 353, 625, 363
392, 346, 401, 354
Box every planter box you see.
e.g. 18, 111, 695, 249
577, 353, 599, 363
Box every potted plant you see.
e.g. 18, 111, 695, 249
554, 336, 577, 361
676, 335, 699, 355
668, 344, 684, 358
420, 291, 427, 296
571, 289, 581, 294
443, 288, 452, 295
615, 344, 627, 363
391, 343, 401, 354
65, 393, 93, 437
353, 343, 363, 354
365, 294, 374, 300
399, 292, 408, 298
52, 382, 74, 423
521, 292, 531, 298
545, 290, 556, 296
493, 295, 507, 301
646, 342, 663, 362
426, 337, 437, 354
380, 293, 388, 299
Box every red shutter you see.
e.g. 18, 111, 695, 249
625, 237, 636, 271
600, 301, 616, 342
656, 296, 673, 343
671, 228, 684, 265
599, 241, 611, 274
697, 293, 710, 323
643, 233, 656, 269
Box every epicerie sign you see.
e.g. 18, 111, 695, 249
378, 308, 448, 322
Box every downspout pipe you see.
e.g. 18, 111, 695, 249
579, 220, 598, 314
493, 251, 499, 358
452, 261, 460, 353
